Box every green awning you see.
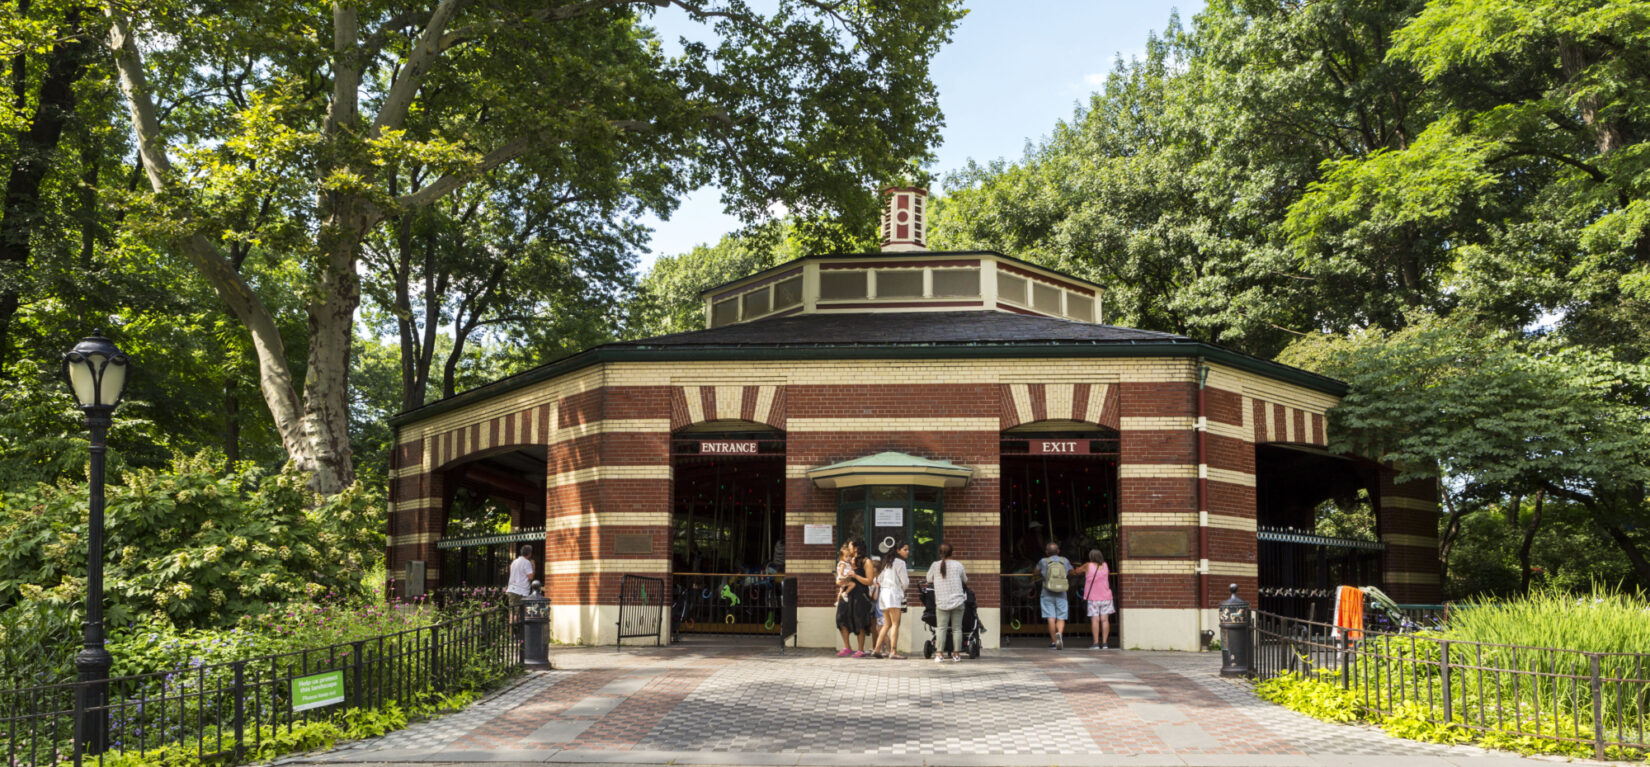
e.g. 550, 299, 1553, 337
806, 451, 973, 490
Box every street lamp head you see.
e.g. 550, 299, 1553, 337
62, 332, 129, 411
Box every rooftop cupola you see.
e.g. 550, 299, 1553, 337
880, 187, 928, 252
697, 188, 1104, 329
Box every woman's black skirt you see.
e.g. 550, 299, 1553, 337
835, 589, 873, 633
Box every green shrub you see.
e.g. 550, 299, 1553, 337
0, 451, 385, 683
1256, 670, 1363, 723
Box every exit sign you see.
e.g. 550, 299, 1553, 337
1029, 439, 1089, 455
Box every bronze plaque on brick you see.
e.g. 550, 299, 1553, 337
1127, 530, 1192, 558
614, 534, 654, 555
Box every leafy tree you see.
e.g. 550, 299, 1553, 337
1278, 314, 1650, 588
104, 0, 963, 494
630, 223, 799, 337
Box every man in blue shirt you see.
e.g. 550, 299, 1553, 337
1035, 542, 1073, 649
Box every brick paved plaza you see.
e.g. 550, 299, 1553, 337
279, 641, 1618, 767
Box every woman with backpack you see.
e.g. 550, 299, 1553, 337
1035, 542, 1073, 649
1070, 549, 1114, 649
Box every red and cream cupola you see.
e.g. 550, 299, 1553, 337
700, 187, 1105, 328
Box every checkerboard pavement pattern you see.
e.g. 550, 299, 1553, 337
283, 642, 1617, 764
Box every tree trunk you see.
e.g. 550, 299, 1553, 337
224, 377, 240, 468
0, 7, 87, 366
1438, 491, 1472, 588
1518, 490, 1543, 595
1504, 493, 1521, 529
301, 203, 369, 495
1600, 521, 1650, 589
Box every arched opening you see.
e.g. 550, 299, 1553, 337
670, 422, 785, 634
435, 445, 548, 602
999, 421, 1120, 642
1255, 444, 1382, 620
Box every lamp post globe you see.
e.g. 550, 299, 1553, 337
62, 331, 128, 757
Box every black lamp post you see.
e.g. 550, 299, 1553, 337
62, 332, 129, 756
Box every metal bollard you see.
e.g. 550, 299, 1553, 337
522, 580, 552, 669
1219, 583, 1253, 678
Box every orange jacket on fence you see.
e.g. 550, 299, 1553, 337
1333, 585, 1364, 642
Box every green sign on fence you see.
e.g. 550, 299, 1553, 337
291, 670, 345, 712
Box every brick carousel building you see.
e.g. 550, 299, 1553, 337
385, 188, 1442, 651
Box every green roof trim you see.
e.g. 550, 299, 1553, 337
389, 340, 1348, 428
812, 451, 968, 471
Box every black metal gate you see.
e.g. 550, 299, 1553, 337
1257, 526, 1383, 620
616, 574, 665, 649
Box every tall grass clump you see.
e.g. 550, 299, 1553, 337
1445, 586, 1650, 654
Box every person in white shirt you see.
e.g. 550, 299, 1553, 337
506, 545, 535, 612
925, 542, 968, 663
873, 540, 911, 659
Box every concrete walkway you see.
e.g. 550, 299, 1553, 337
275, 639, 1627, 767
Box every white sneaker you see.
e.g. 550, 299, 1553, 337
1056, 633, 1064, 650
949, 654, 960, 663
933, 653, 943, 663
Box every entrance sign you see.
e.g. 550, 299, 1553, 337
803, 524, 833, 545
1030, 439, 1089, 455
291, 670, 345, 712
700, 440, 759, 454
874, 507, 903, 526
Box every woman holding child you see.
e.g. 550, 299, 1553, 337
834, 538, 875, 657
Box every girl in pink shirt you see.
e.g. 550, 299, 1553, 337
1071, 549, 1114, 649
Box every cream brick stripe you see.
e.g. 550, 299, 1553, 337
1085, 383, 1110, 425
1009, 384, 1034, 425
545, 512, 670, 532
392, 418, 671, 478
1207, 561, 1258, 577
1204, 419, 1252, 443
390, 499, 442, 513
787, 417, 1001, 432
1387, 571, 1441, 585
1206, 514, 1257, 532
1120, 465, 1197, 479
788, 558, 1000, 575
1201, 466, 1257, 488
1381, 497, 1437, 512
1046, 383, 1074, 421
546, 559, 670, 575
1118, 512, 1254, 531
1119, 560, 1197, 575
683, 386, 705, 424
1120, 512, 1197, 526
752, 385, 777, 424
549, 465, 672, 488
611, 359, 1197, 386
945, 512, 999, 527
1121, 416, 1194, 430
389, 532, 440, 547
1382, 533, 1438, 548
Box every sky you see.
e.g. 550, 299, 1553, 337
634, 1, 1202, 273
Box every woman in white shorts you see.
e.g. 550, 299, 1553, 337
873, 540, 911, 658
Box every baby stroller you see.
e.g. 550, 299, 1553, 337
918, 584, 985, 658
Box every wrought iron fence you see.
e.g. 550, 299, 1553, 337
670, 572, 783, 636
617, 574, 666, 649
1, 606, 521, 766
1253, 610, 1650, 760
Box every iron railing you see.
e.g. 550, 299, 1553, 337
616, 575, 666, 649
1253, 610, 1650, 760
1, 606, 521, 766
670, 572, 783, 636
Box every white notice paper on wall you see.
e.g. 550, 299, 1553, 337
803, 524, 833, 545
874, 507, 903, 526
